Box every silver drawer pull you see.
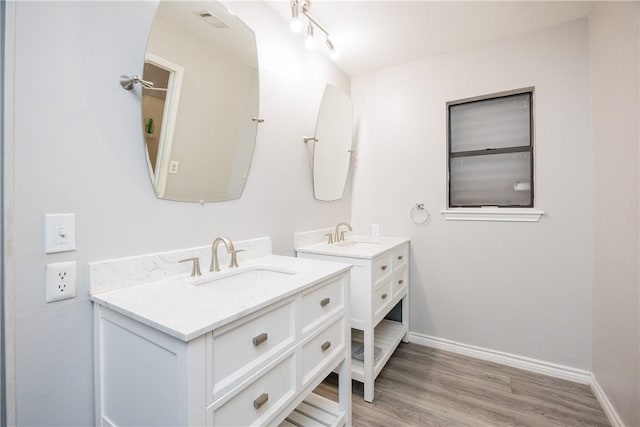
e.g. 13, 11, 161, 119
253, 393, 269, 409
398, 280, 404, 285
381, 293, 388, 300
321, 341, 331, 352
381, 265, 388, 271
320, 297, 330, 307
398, 255, 403, 260
252, 332, 268, 346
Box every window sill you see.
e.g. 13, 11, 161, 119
441, 208, 544, 222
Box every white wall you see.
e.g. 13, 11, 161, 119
9, 1, 349, 424
351, 20, 594, 370
590, 2, 640, 426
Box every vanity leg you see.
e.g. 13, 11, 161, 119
402, 295, 410, 343
338, 356, 352, 426
363, 327, 375, 403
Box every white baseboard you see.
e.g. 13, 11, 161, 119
591, 374, 625, 427
407, 332, 592, 385
406, 332, 624, 427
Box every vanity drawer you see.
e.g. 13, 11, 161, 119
210, 298, 295, 400
373, 281, 393, 318
392, 244, 408, 270
301, 277, 345, 336
372, 254, 393, 284
392, 268, 408, 298
211, 354, 296, 427
301, 317, 345, 386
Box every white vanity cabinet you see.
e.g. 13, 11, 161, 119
92, 256, 352, 427
297, 237, 409, 402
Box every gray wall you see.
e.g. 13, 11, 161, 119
590, 2, 640, 425
9, 1, 350, 424
8, 1, 640, 425
1, 0, 5, 424
351, 20, 594, 370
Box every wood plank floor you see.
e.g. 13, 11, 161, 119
315, 343, 610, 427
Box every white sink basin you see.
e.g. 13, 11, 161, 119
297, 235, 407, 260
334, 239, 381, 248
192, 267, 296, 293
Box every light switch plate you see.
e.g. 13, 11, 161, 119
45, 213, 76, 253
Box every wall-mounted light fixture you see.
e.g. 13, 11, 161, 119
290, 0, 339, 60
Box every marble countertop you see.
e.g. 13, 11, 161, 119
90, 255, 351, 342
296, 236, 409, 259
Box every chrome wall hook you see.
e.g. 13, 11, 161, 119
120, 75, 154, 91
303, 136, 319, 143
251, 117, 265, 123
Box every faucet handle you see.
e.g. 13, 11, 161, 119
324, 233, 334, 245
229, 249, 245, 268
339, 230, 348, 242
179, 257, 202, 277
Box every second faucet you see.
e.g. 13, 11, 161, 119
334, 222, 352, 243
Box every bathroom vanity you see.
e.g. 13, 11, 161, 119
296, 234, 410, 402
90, 238, 351, 426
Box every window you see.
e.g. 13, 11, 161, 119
447, 89, 534, 208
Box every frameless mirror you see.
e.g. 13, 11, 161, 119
142, 1, 259, 202
313, 84, 353, 201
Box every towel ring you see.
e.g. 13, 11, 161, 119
410, 203, 431, 225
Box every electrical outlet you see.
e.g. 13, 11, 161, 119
372, 224, 380, 237
168, 160, 179, 174
46, 261, 76, 303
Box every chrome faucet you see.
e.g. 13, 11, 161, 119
334, 222, 352, 242
210, 237, 243, 272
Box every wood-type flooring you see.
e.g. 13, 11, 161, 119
315, 343, 610, 427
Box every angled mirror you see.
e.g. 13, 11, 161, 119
142, 1, 259, 202
313, 84, 353, 201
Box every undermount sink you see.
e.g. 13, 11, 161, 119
192, 266, 297, 293
335, 239, 381, 248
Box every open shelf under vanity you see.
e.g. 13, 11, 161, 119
280, 393, 347, 427
351, 320, 408, 382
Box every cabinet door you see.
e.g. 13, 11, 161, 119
392, 268, 408, 299
391, 244, 408, 270
210, 355, 296, 427
373, 281, 393, 319
210, 298, 295, 401
301, 277, 345, 336
301, 317, 346, 386
372, 254, 392, 285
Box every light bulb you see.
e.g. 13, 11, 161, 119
290, 0, 303, 33
305, 24, 315, 50
290, 17, 303, 33
326, 37, 338, 60
305, 36, 316, 50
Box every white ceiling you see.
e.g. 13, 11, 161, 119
265, 1, 596, 76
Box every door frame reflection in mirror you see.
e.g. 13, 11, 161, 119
143, 53, 184, 198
